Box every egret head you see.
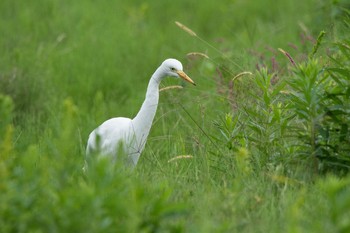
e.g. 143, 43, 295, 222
161, 58, 196, 85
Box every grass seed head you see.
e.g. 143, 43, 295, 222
168, 155, 193, 163
232, 71, 253, 81
278, 48, 296, 66
160, 85, 183, 92
175, 21, 197, 37
186, 52, 209, 59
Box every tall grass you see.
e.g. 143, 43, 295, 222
1, 0, 350, 232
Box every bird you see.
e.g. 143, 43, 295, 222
86, 58, 195, 167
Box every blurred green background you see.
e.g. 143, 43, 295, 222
1, 0, 333, 149
1, 0, 350, 232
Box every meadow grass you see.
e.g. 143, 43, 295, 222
1, 0, 350, 232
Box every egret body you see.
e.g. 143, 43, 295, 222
86, 58, 195, 167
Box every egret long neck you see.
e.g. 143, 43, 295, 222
132, 70, 162, 139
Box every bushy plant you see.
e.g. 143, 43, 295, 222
286, 40, 350, 174
212, 43, 350, 177
0, 99, 189, 233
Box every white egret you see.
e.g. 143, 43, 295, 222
86, 58, 195, 167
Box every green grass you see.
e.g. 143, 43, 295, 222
1, 0, 350, 232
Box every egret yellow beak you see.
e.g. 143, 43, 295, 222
176, 70, 196, 86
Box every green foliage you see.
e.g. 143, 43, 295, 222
0, 99, 187, 233
320, 41, 350, 171
0, 94, 15, 188
216, 40, 350, 175
287, 60, 326, 171
318, 175, 350, 232
244, 69, 292, 168
1, 0, 350, 232
286, 41, 350, 173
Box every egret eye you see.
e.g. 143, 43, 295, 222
170, 67, 176, 72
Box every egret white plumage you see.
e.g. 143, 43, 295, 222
86, 58, 195, 167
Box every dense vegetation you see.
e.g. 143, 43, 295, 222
1, 0, 350, 232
